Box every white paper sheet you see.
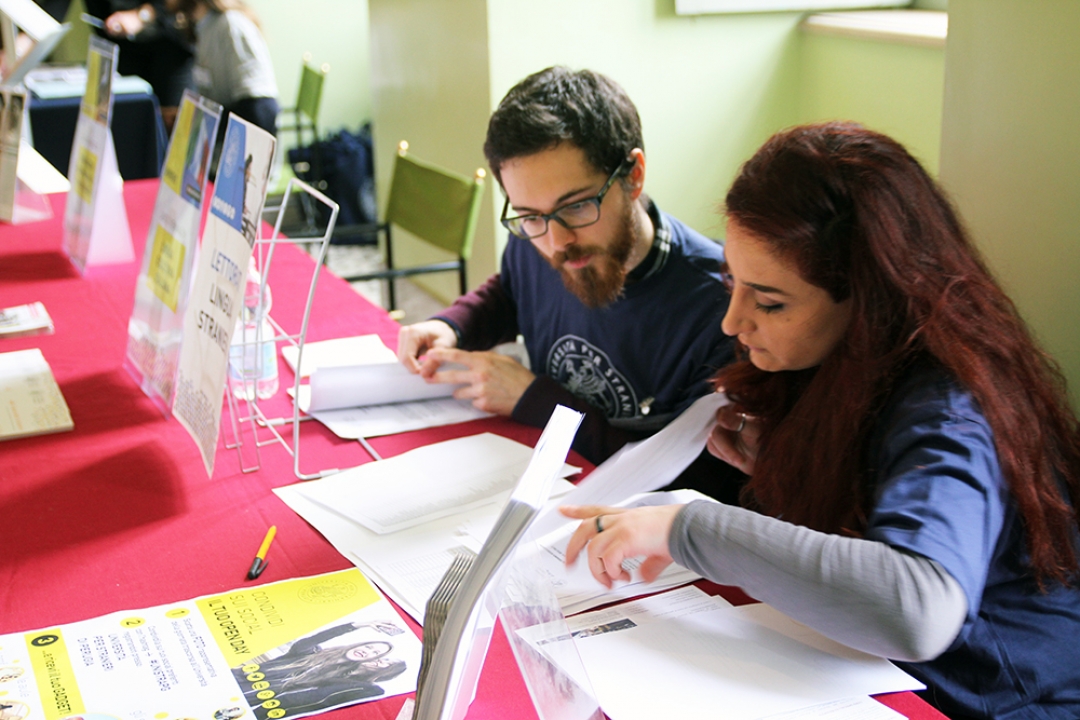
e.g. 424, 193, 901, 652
532, 391, 729, 537
306, 361, 461, 412
762, 696, 907, 720
281, 334, 398, 378
276, 436, 579, 622
571, 600, 923, 720
296, 433, 580, 534
310, 396, 491, 439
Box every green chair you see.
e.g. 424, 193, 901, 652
266, 55, 329, 231
340, 141, 486, 312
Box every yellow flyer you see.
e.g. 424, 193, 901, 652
0, 570, 421, 720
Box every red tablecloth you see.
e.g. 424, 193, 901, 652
0, 181, 944, 720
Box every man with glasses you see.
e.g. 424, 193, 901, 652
398, 67, 738, 497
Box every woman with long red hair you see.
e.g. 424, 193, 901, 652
564, 122, 1080, 718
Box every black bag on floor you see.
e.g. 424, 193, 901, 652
288, 123, 378, 243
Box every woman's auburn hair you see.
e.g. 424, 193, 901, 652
717, 122, 1080, 586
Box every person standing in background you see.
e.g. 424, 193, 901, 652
86, 0, 194, 131
164, 0, 278, 139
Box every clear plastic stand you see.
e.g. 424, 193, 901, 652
220, 176, 340, 478
499, 536, 604, 720
82, 133, 134, 266
9, 175, 54, 223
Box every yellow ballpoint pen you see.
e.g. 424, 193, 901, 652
247, 525, 277, 580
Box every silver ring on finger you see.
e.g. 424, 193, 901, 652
735, 413, 747, 434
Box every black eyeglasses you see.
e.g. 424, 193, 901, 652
501, 156, 634, 240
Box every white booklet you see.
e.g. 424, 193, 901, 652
0, 301, 53, 338
292, 359, 491, 439
0, 347, 73, 440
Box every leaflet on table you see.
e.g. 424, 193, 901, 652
532, 391, 729, 538
280, 335, 397, 378
126, 91, 222, 414
61, 36, 134, 273
0, 569, 421, 720
519, 586, 922, 720
173, 114, 275, 476
0, 347, 73, 440
274, 432, 581, 621
0, 301, 53, 338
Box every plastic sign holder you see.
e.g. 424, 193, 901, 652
61, 36, 133, 274
172, 114, 275, 477
125, 91, 222, 415
0, 85, 66, 225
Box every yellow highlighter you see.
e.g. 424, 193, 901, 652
247, 525, 277, 580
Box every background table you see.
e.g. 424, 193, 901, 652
29, 90, 168, 181
0, 181, 944, 720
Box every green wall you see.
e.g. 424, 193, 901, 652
366, 1, 948, 305
939, 0, 1080, 405
486, 1, 804, 247
253, 0, 372, 134
367, 0, 496, 302
797, 30, 945, 174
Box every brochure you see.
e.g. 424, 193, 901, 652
0, 569, 421, 720
0, 347, 73, 440
0, 301, 53, 339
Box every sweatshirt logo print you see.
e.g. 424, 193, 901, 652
547, 336, 638, 418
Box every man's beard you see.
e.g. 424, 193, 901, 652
549, 203, 638, 309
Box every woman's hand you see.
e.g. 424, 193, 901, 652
560, 504, 684, 588
706, 404, 760, 475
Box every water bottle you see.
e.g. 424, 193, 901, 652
228, 260, 279, 400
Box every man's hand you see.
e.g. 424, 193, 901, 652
420, 347, 534, 416
397, 320, 458, 373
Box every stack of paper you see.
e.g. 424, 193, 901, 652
283, 335, 492, 438
281, 334, 398, 378
0, 347, 73, 440
522, 586, 923, 720
0, 301, 54, 338
276, 432, 582, 621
